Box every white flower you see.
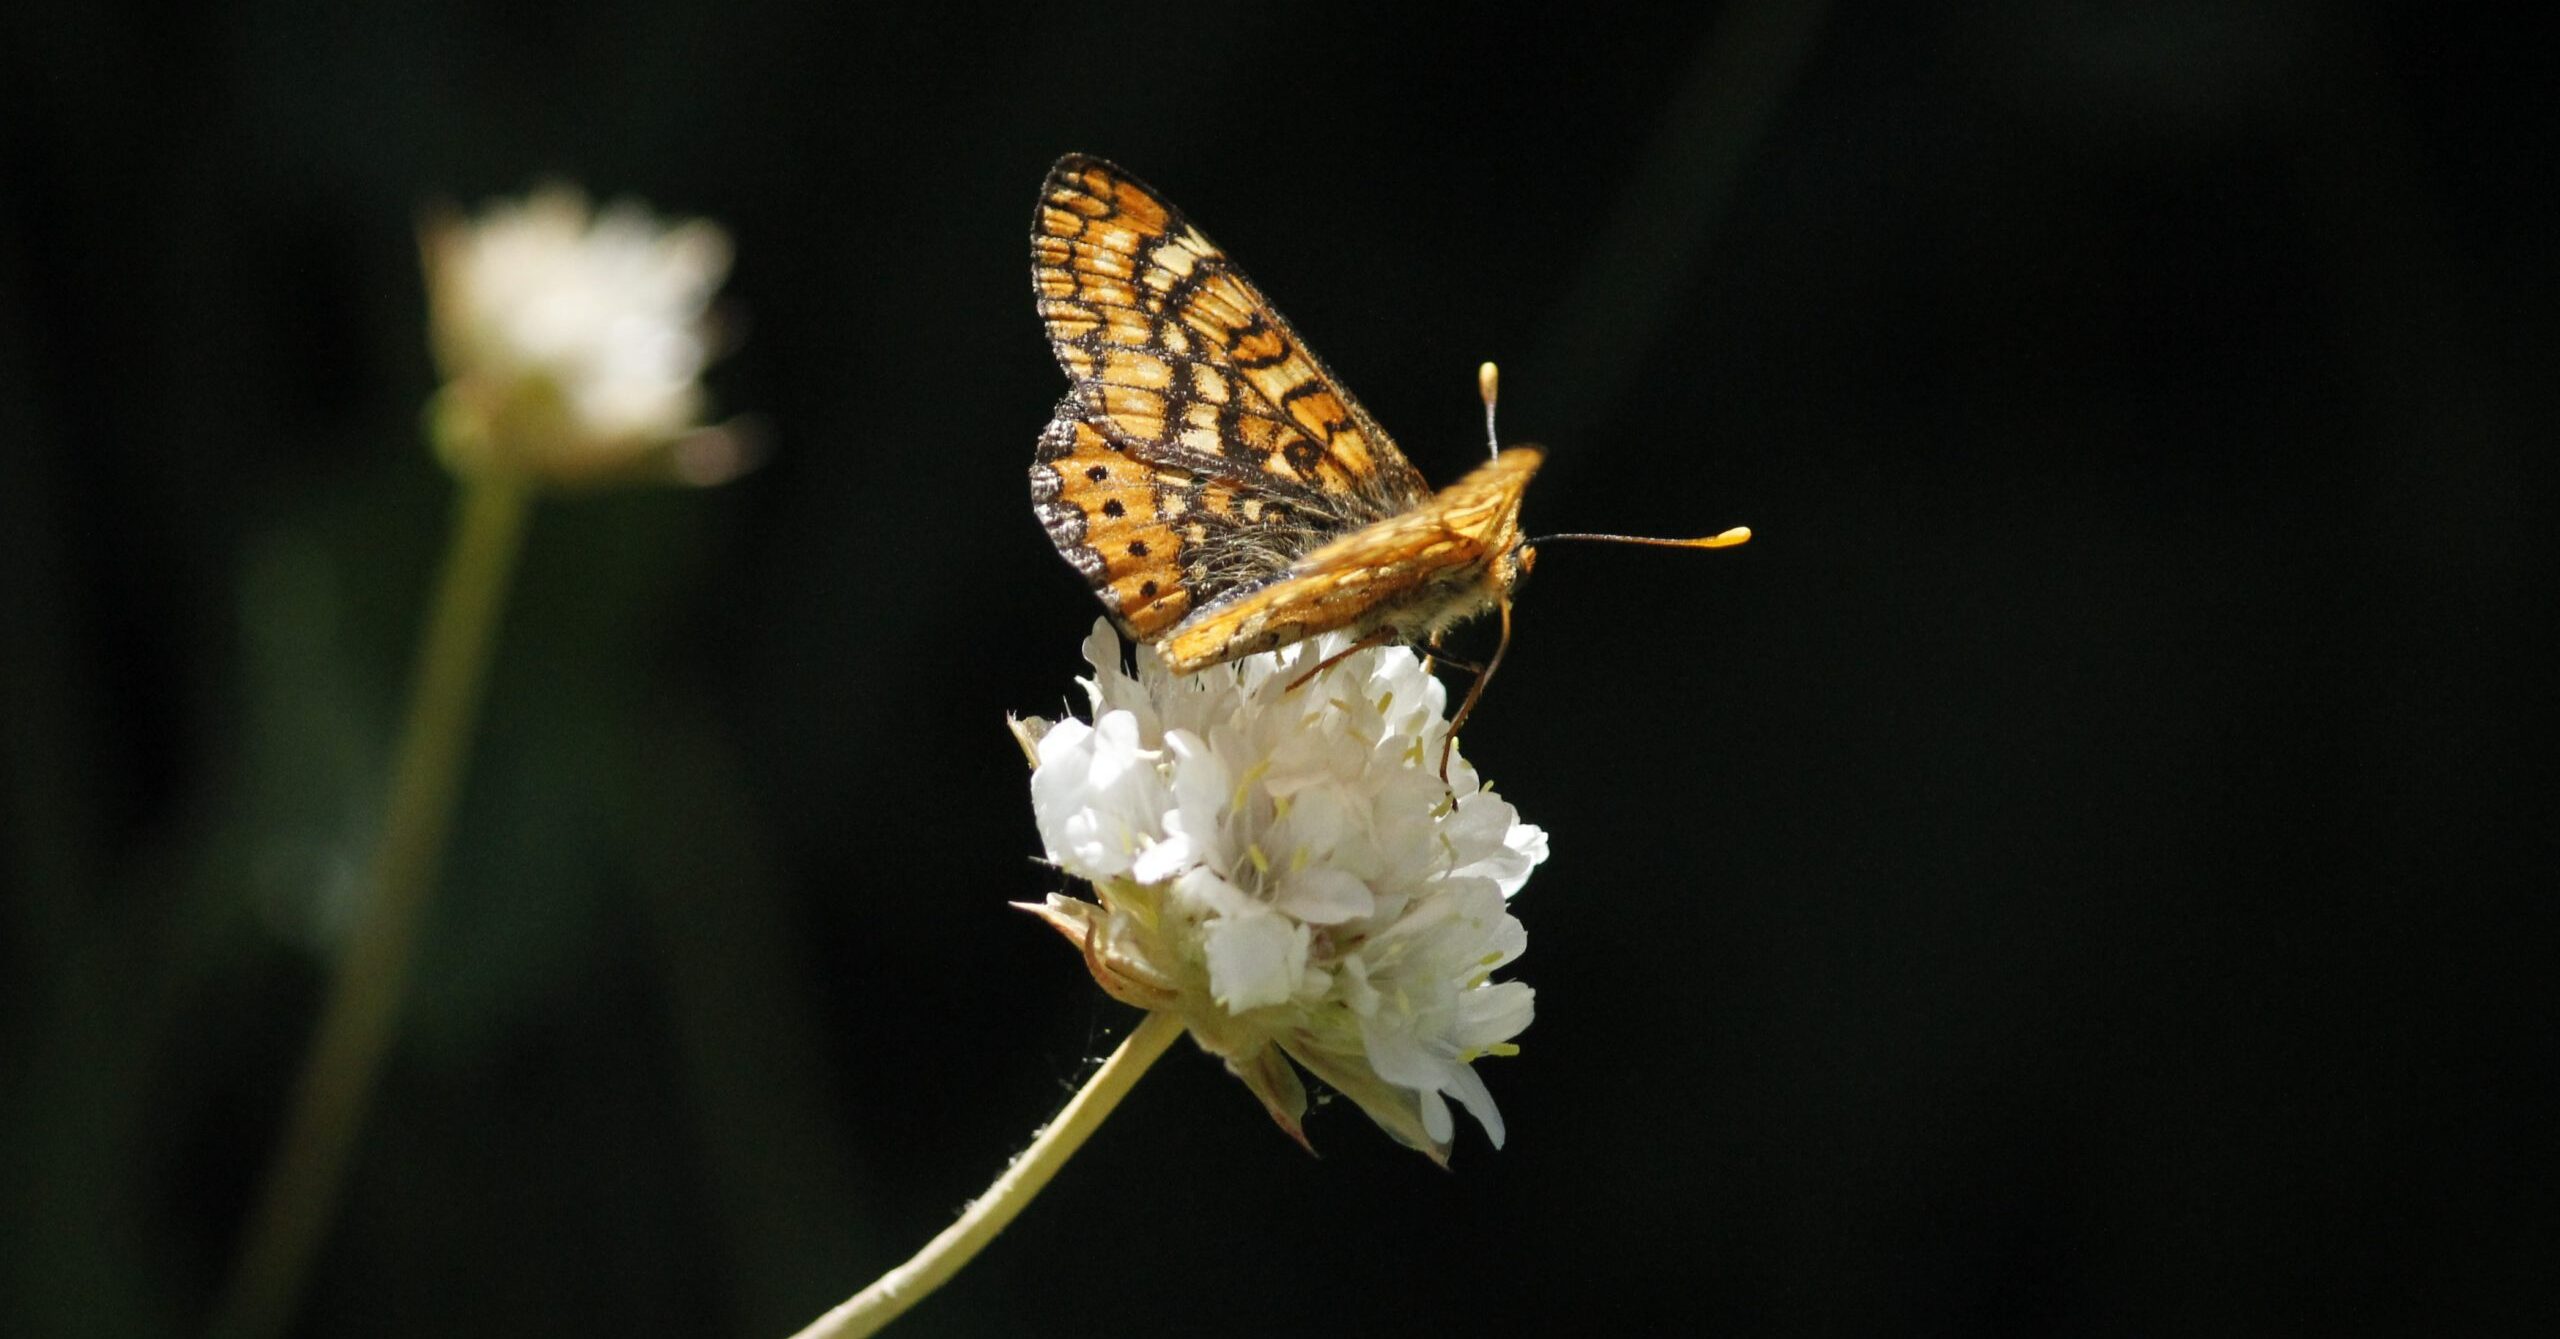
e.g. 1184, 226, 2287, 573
420, 185, 751, 487
1015, 621, 1547, 1162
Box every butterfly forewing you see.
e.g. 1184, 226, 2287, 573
1033, 156, 1428, 521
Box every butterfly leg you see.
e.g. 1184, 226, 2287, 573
1420, 636, 1487, 679
1438, 594, 1514, 781
1284, 627, 1400, 692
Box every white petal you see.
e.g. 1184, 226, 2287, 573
1172, 865, 1254, 917
1415, 1089, 1456, 1147
1359, 1024, 1442, 1091
1273, 867, 1373, 924
1163, 730, 1232, 831
1338, 954, 1381, 1015
1454, 980, 1535, 1051
1128, 830, 1198, 884
1440, 1059, 1507, 1148
1030, 715, 1094, 775
1204, 910, 1305, 1011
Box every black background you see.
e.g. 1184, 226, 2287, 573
2, 2, 2550, 1334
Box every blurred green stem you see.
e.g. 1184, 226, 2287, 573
211, 476, 535, 1339
788, 1009, 1186, 1339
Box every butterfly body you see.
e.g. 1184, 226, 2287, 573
1154, 445, 1542, 670
1031, 154, 1539, 672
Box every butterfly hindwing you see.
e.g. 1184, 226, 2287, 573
1034, 398, 1341, 641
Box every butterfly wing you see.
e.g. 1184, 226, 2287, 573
1158, 447, 1544, 672
1033, 397, 1338, 641
1031, 154, 1431, 628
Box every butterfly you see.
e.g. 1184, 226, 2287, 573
1029, 154, 1747, 759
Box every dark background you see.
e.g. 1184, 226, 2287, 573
3, 1, 2550, 1334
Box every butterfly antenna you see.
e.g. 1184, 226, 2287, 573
1478, 361, 1502, 460
1529, 526, 1752, 550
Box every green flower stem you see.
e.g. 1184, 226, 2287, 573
212, 475, 536, 1339
789, 1008, 1187, 1339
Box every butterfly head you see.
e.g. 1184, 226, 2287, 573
1507, 538, 1538, 595
1473, 359, 1753, 574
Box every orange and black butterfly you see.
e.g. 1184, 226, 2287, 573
1028, 154, 1746, 751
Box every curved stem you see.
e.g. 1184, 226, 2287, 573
210, 476, 536, 1339
789, 1009, 1187, 1339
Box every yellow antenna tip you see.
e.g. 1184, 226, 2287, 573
1708, 525, 1751, 547
1478, 360, 1500, 407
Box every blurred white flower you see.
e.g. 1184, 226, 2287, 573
420, 185, 752, 487
1015, 621, 1546, 1162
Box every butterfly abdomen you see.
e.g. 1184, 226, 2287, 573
1156, 548, 1505, 672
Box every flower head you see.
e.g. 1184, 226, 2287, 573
420, 185, 751, 488
1015, 621, 1546, 1163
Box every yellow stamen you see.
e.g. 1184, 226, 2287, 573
1232, 757, 1271, 811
